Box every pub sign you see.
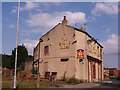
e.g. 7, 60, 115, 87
77, 49, 84, 59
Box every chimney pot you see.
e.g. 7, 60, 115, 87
62, 16, 67, 25
81, 27, 83, 30
64, 16, 66, 20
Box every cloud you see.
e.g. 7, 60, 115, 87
105, 28, 111, 32
26, 11, 86, 28
91, 2, 118, 16
20, 2, 40, 11
21, 39, 39, 55
11, 2, 61, 13
100, 34, 118, 55
9, 25, 15, 28
11, 2, 40, 13
11, 9, 17, 13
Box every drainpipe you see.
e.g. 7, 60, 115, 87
84, 27, 88, 82
37, 42, 40, 88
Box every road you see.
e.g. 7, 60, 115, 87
38, 79, 120, 90
94, 79, 120, 88
60, 79, 120, 89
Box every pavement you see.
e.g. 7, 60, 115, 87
60, 79, 120, 88
94, 79, 120, 88
61, 82, 100, 88
38, 79, 120, 90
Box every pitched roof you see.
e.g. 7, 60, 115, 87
66, 25, 103, 48
39, 23, 103, 48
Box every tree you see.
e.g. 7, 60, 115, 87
2, 54, 11, 68
10, 44, 28, 70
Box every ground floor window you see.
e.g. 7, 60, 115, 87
60, 58, 69, 61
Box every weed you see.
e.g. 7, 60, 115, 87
67, 77, 83, 84
60, 71, 67, 81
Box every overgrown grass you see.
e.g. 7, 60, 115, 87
2, 75, 12, 79
60, 72, 67, 82
67, 77, 83, 84
60, 75, 83, 85
2, 80, 60, 88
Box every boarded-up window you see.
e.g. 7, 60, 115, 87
97, 46, 99, 57
61, 58, 69, 61
44, 46, 49, 55
100, 48, 102, 59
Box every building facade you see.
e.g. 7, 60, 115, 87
33, 16, 104, 82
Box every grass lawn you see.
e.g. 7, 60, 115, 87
2, 79, 70, 88
2, 75, 84, 88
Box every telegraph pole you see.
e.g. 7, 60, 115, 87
13, 0, 20, 89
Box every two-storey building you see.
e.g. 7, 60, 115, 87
33, 16, 104, 82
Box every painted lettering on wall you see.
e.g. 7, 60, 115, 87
93, 43, 97, 54
59, 38, 71, 49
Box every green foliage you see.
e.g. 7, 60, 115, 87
0, 54, 2, 66
11, 45, 28, 69
54, 84, 59, 87
67, 77, 83, 84
109, 77, 116, 79
109, 73, 114, 76
16, 68, 21, 74
26, 55, 33, 61
104, 75, 109, 79
2, 45, 29, 70
2, 54, 11, 68
60, 72, 67, 81
31, 68, 37, 74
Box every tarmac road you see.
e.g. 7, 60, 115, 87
60, 79, 120, 89
93, 79, 120, 88
36, 79, 120, 90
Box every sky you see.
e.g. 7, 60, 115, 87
1, 2, 119, 69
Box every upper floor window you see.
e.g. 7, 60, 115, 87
88, 43, 92, 52
100, 48, 102, 59
44, 46, 49, 55
97, 46, 100, 57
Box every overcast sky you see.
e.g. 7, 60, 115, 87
1, 2, 119, 69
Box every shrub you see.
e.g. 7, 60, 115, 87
31, 68, 37, 74
109, 77, 116, 79
104, 75, 109, 79
54, 84, 59, 87
61, 75, 67, 81
60, 72, 67, 81
67, 77, 83, 84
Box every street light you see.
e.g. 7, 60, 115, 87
13, 0, 20, 89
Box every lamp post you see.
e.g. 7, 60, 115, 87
13, 0, 20, 89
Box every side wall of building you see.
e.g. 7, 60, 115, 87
39, 24, 76, 79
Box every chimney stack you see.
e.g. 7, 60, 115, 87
62, 16, 67, 25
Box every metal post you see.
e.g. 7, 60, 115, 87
37, 43, 40, 88
37, 61, 40, 88
13, 0, 20, 89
